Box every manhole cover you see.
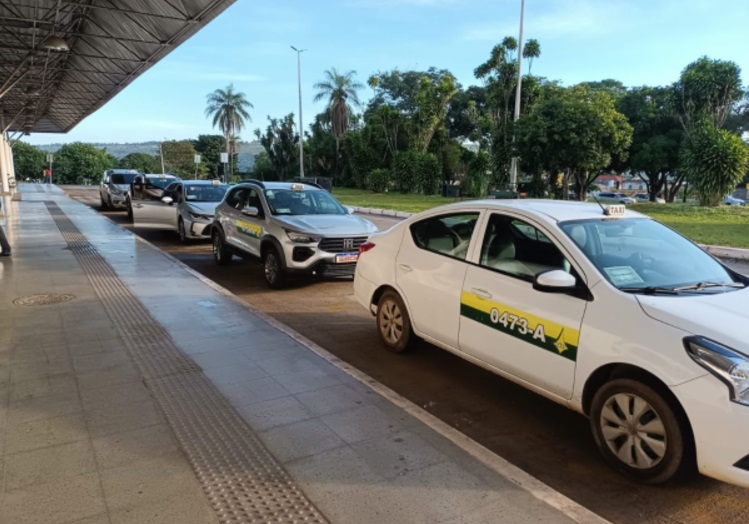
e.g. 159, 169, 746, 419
13, 293, 76, 306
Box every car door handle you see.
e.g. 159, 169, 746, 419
398, 264, 413, 272
471, 288, 492, 299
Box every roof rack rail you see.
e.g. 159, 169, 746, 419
238, 179, 265, 188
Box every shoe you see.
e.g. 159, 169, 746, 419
0, 252, 10, 257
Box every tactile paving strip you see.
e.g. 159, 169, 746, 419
45, 202, 327, 524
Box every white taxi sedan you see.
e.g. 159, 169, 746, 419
354, 199, 749, 487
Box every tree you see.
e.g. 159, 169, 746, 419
672, 56, 743, 130
522, 39, 541, 76
616, 86, 683, 201
53, 142, 117, 184
366, 67, 455, 116
193, 134, 226, 179
515, 85, 633, 199
680, 121, 749, 206
205, 84, 253, 180
412, 72, 458, 153
313, 68, 364, 173
118, 152, 160, 174
254, 114, 299, 181
159, 140, 205, 178
11, 141, 46, 180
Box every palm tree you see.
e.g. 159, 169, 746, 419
522, 39, 541, 76
205, 84, 253, 181
313, 68, 364, 170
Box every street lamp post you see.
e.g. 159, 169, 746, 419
509, 0, 526, 196
291, 46, 307, 179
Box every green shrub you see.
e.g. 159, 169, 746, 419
367, 169, 392, 193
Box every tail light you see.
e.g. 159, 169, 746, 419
359, 241, 375, 254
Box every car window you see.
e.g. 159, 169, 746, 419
559, 218, 741, 291
225, 187, 248, 210
109, 173, 136, 185
264, 189, 346, 215
410, 213, 479, 261
480, 214, 569, 279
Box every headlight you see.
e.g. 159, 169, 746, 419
189, 212, 211, 221
285, 229, 320, 243
109, 186, 122, 195
685, 336, 749, 406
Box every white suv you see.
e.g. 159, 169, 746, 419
211, 180, 377, 287
99, 169, 141, 210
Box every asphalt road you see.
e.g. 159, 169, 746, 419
63, 186, 749, 524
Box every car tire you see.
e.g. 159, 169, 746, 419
100, 195, 109, 210
178, 218, 188, 244
590, 378, 691, 484
262, 246, 286, 289
126, 198, 133, 220
376, 290, 415, 353
212, 230, 233, 265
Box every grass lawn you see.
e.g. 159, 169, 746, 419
333, 188, 749, 249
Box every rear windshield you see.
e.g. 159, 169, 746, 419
110, 173, 136, 185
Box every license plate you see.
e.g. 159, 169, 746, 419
335, 253, 359, 264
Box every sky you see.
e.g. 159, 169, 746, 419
24, 0, 749, 146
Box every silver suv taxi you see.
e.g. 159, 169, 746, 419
99, 168, 141, 210
211, 180, 377, 288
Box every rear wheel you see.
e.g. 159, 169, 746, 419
126, 198, 133, 220
262, 246, 286, 289
590, 378, 691, 484
212, 231, 233, 265
100, 195, 109, 210
376, 291, 415, 353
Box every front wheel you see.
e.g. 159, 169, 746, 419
126, 198, 133, 220
262, 246, 286, 289
100, 195, 109, 210
590, 378, 692, 484
376, 291, 415, 353
212, 231, 233, 265
178, 218, 188, 244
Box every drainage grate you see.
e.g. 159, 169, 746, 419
45, 202, 327, 524
13, 293, 76, 306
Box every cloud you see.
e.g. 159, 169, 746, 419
460, 0, 632, 41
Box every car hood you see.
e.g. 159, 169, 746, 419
186, 202, 220, 215
637, 289, 749, 353
275, 214, 377, 235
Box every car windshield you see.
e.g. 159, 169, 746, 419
560, 217, 744, 293
110, 173, 136, 184
185, 184, 228, 202
264, 188, 347, 216
146, 177, 175, 190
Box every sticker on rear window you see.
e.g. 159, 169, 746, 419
603, 266, 644, 286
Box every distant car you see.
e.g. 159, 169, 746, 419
724, 195, 745, 206
595, 191, 636, 204
99, 168, 141, 210
634, 193, 666, 204
126, 173, 180, 220
130, 179, 229, 242
211, 180, 378, 288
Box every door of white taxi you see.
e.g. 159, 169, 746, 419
395, 211, 482, 349
131, 178, 178, 229
459, 212, 587, 399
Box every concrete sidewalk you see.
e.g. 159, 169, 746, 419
0, 184, 606, 524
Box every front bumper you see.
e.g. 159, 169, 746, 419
188, 220, 212, 239
280, 239, 361, 276
672, 374, 749, 487
108, 193, 128, 208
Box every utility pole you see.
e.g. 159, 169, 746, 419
159, 141, 165, 174
291, 46, 307, 179
509, 0, 525, 196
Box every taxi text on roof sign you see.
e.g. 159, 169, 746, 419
290, 183, 305, 191
604, 204, 625, 216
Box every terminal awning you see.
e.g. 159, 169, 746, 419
0, 0, 235, 134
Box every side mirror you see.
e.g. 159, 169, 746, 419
161, 196, 174, 205
241, 205, 259, 217
345, 206, 355, 214
533, 269, 577, 293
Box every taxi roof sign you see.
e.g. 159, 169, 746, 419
604, 204, 626, 216
211, 179, 220, 185
290, 183, 305, 191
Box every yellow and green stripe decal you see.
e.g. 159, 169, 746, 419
460, 290, 579, 362
237, 220, 262, 239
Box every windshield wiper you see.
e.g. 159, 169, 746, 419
673, 281, 746, 292
619, 286, 679, 295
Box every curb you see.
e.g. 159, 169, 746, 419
352, 206, 749, 262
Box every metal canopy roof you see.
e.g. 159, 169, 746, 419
0, 0, 235, 135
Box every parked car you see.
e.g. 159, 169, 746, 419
724, 195, 745, 206
129, 179, 229, 242
211, 180, 378, 288
595, 191, 636, 204
634, 193, 666, 204
99, 168, 141, 210
354, 199, 749, 487
126, 173, 180, 220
